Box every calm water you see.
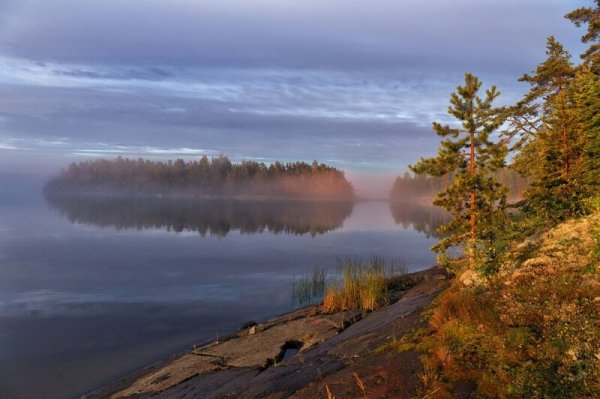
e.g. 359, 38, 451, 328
0, 178, 445, 399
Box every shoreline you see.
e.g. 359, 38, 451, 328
88, 266, 448, 399
42, 187, 359, 203
43, 187, 442, 204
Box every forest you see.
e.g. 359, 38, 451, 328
390, 169, 528, 203
405, 2, 600, 397
44, 155, 355, 200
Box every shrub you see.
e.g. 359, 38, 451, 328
416, 213, 600, 398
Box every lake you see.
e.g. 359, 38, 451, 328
0, 178, 444, 399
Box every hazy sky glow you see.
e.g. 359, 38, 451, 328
0, 0, 590, 191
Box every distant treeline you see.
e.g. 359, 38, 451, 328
44, 194, 353, 237
390, 169, 528, 202
45, 156, 355, 199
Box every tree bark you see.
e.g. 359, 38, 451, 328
561, 100, 571, 177
470, 129, 476, 269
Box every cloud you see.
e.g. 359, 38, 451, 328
0, 60, 518, 124
0, 142, 18, 150
0, 0, 586, 72
54, 66, 171, 81
0, 59, 559, 176
0, 0, 591, 183
71, 145, 218, 158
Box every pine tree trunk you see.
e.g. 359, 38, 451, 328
561, 102, 571, 177
470, 129, 476, 269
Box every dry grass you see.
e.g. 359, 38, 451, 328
416, 212, 600, 398
322, 257, 405, 312
324, 384, 336, 399
323, 285, 344, 313
353, 372, 367, 399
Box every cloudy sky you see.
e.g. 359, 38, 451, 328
0, 0, 590, 193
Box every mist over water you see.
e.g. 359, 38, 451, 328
0, 176, 441, 398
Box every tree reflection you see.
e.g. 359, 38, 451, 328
389, 201, 450, 238
44, 193, 354, 237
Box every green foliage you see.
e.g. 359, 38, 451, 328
565, 0, 600, 72
509, 37, 592, 224
506, 32, 600, 226
585, 197, 600, 213
518, 37, 575, 106
409, 3, 600, 398
410, 73, 508, 271
575, 68, 600, 193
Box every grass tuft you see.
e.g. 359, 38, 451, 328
323, 256, 406, 312
292, 267, 327, 307
353, 372, 368, 399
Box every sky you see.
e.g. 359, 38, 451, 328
0, 0, 591, 195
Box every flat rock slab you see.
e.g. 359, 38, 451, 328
111, 310, 361, 398
97, 268, 448, 399
201, 313, 356, 368
111, 354, 221, 398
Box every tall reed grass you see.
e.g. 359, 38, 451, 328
291, 267, 327, 307
323, 256, 406, 312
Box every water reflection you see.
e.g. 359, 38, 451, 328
389, 201, 450, 237
44, 194, 354, 237
2, 187, 441, 399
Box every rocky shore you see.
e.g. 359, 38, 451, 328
90, 267, 448, 399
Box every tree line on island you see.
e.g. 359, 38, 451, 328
44, 155, 355, 200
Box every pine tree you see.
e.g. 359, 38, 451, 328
410, 74, 508, 274
504, 37, 575, 153
574, 67, 600, 194
565, 0, 600, 73
523, 87, 587, 221
566, 1, 600, 196
508, 37, 590, 223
